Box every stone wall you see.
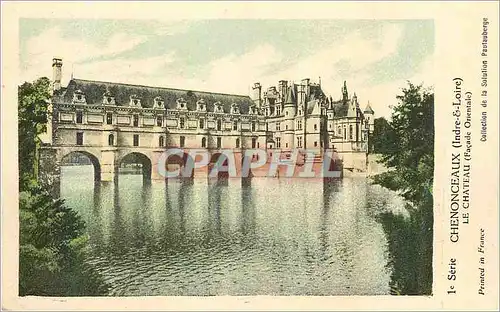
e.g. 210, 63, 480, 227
339, 151, 368, 172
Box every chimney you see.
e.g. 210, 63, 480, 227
278, 80, 287, 99
52, 58, 63, 92
251, 82, 262, 107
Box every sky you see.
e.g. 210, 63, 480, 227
19, 19, 434, 118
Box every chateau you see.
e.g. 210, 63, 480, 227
45, 58, 374, 178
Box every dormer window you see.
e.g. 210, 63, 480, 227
72, 90, 86, 104
176, 98, 188, 110
129, 95, 141, 107
230, 103, 240, 114
153, 96, 165, 109
196, 99, 207, 112
213, 101, 224, 113
102, 91, 115, 105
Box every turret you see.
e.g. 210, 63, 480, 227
364, 101, 375, 133
283, 85, 297, 117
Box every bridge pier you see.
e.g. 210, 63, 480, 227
101, 148, 118, 182
151, 150, 166, 181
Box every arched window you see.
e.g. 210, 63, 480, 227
202, 137, 207, 148
108, 134, 114, 146
236, 138, 240, 148
159, 136, 164, 147
349, 125, 353, 140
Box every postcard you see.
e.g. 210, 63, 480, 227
1, 1, 498, 310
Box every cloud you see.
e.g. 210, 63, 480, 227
19, 21, 433, 119
350, 54, 435, 119
71, 54, 176, 84
163, 23, 403, 97
20, 27, 146, 83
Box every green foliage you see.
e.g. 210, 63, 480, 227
371, 117, 398, 155
18, 78, 109, 296
19, 186, 109, 296
18, 77, 51, 191
372, 82, 434, 295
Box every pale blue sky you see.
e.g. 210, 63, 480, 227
20, 19, 434, 117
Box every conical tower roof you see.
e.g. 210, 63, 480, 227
285, 85, 296, 104
364, 101, 374, 114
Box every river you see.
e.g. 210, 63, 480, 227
60, 165, 408, 296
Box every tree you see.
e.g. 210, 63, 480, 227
371, 117, 398, 155
19, 187, 108, 296
18, 78, 108, 296
373, 82, 434, 295
18, 77, 51, 191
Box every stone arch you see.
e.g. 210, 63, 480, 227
60, 150, 101, 181
119, 152, 152, 180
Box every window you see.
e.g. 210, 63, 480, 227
156, 116, 163, 127
338, 126, 342, 136
236, 138, 240, 148
217, 120, 222, 131
276, 105, 281, 116
297, 136, 303, 148
349, 125, 353, 140
314, 141, 318, 147
179, 117, 185, 129
217, 137, 222, 148
133, 115, 139, 127
106, 112, 113, 125
285, 142, 289, 148
285, 111, 288, 116
276, 137, 281, 148
133, 134, 139, 146
76, 132, 83, 145
159, 136, 164, 147
285, 124, 288, 130
76, 111, 83, 124
314, 124, 317, 131
251, 138, 256, 148
202, 137, 207, 148
297, 120, 302, 130
344, 128, 347, 140
199, 119, 205, 129
180, 136, 185, 147
233, 120, 238, 130
276, 122, 280, 131
252, 122, 256, 132
108, 134, 114, 146
257, 142, 260, 148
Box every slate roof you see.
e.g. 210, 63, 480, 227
364, 102, 374, 114
56, 79, 254, 114
331, 100, 348, 117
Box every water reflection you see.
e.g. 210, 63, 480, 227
60, 166, 405, 296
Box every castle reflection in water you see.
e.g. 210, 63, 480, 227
61, 165, 406, 296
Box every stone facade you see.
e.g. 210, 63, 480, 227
41, 58, 375, 185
